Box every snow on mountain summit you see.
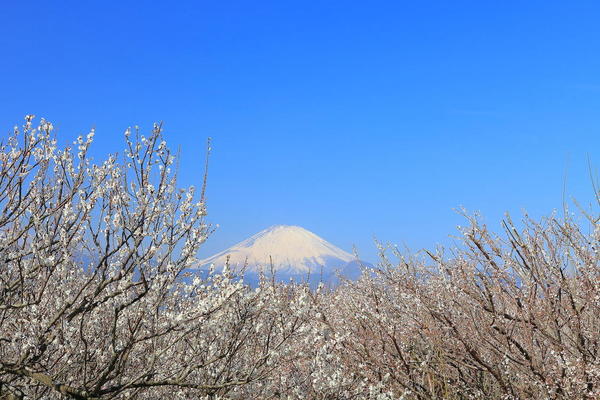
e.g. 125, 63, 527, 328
197, 225, 356, 275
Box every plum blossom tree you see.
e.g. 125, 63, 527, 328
300, 211, 600, 399
0, 117, 315, 399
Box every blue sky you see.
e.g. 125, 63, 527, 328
2, 1, 600, 261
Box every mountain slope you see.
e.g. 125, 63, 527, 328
196, 225, 356, 276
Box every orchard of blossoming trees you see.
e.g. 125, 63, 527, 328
1, 117, 599, 399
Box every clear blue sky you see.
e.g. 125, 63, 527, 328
2, 1, 600, 262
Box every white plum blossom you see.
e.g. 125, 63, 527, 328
1, 116, 599, 399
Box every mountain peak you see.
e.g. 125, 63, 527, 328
263, 224, 305, 232
197, 225, 355, 274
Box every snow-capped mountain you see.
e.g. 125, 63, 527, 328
196, 225, 364, 283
